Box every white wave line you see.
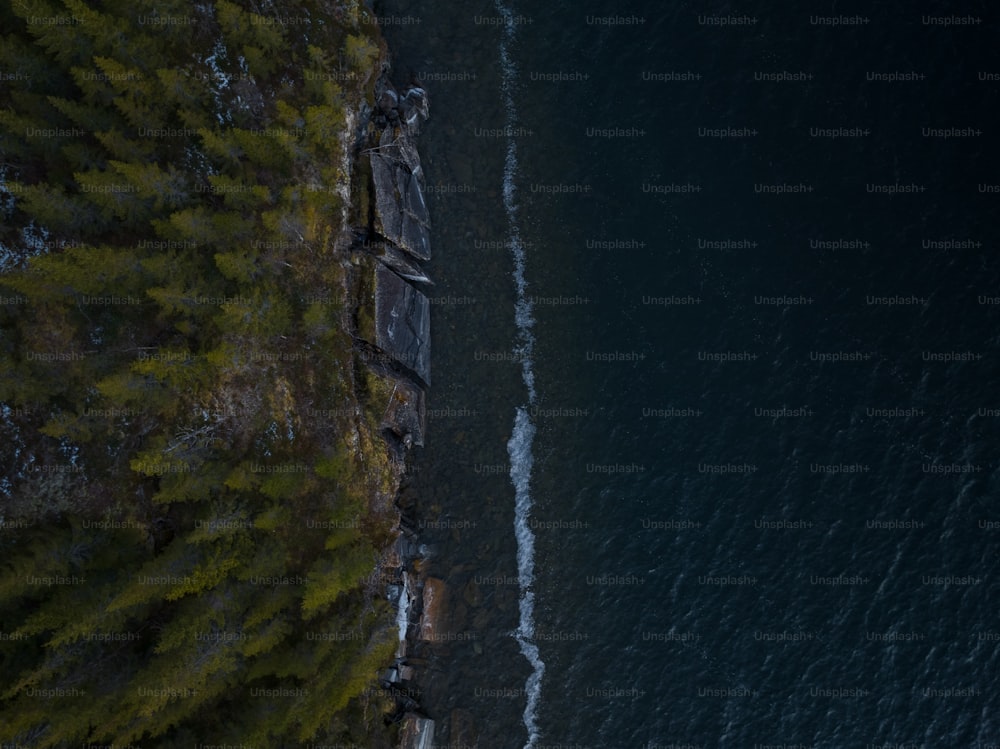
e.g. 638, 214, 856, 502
496, 1, 544, 747
509, 408, 542, 747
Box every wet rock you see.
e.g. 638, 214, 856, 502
400, 209, 432, 261
399, 86, 430, 131
398, 713, 435, 749
377, 87, 398, 114
368, 240, 433, 285
368, 106, 431, 262
379, 124, 422, 174
370, 150, 401, 240
398, 168, 428, 227
418, 577, 447, 643
375, 78, 428, 133
370, 149, 431, 261
375, 264, 430, 384
396, 134, 423, 176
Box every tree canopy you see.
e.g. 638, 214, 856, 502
0, 1, 400, 745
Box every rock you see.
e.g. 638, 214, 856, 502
380, 667, 399, 685
377, 87, 398, 114
418, 577, 447, 643
400, 209, 431, 261
379, 372, 425, 447
402, 168, 430, 226
398, 713, 435, 749
373, 264, 430, 385
399, 86, 430, 131
395, 133, 423, 175
378, 121, 396, 151
374, 79, 429, 134
367, 239, 433, 285
370, 155, 431, 261
370, 151, 402, 241
369, 124, 431, 261
378, 124, 421, 174
395, 535, 419, 561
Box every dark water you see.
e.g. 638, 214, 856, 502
379, 1, 1000, 747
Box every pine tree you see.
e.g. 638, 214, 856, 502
109, 160, 191, 212
10, 0, 93, 69
301, 541, 375, 618
0, 0, 403, 742
6, 182, 104, 238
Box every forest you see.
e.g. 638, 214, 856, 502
0, 0, 402, 745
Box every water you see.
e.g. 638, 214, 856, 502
379, 2, 1000, 747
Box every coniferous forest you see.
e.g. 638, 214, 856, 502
0, 1, 401, 745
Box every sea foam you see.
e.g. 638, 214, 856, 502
496, 1, 544, 745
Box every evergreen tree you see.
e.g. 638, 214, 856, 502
0, 1, 402, 743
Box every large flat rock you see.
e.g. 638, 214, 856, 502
374, 263, 430, 385
370, 128, 431, 261
370, 151, 402, 241
367, 240, 432, 286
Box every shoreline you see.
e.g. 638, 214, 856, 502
358, 7, 540, 744
344, 28, 439, 746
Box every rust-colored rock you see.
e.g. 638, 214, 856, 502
398, 713, 435, 749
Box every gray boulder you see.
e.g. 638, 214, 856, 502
369, 127, 431, 261
374, 263, 430, 385
367, 239, 433, 286
399, 86, 430, 130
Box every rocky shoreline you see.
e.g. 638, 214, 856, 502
342, 60, 452, 747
